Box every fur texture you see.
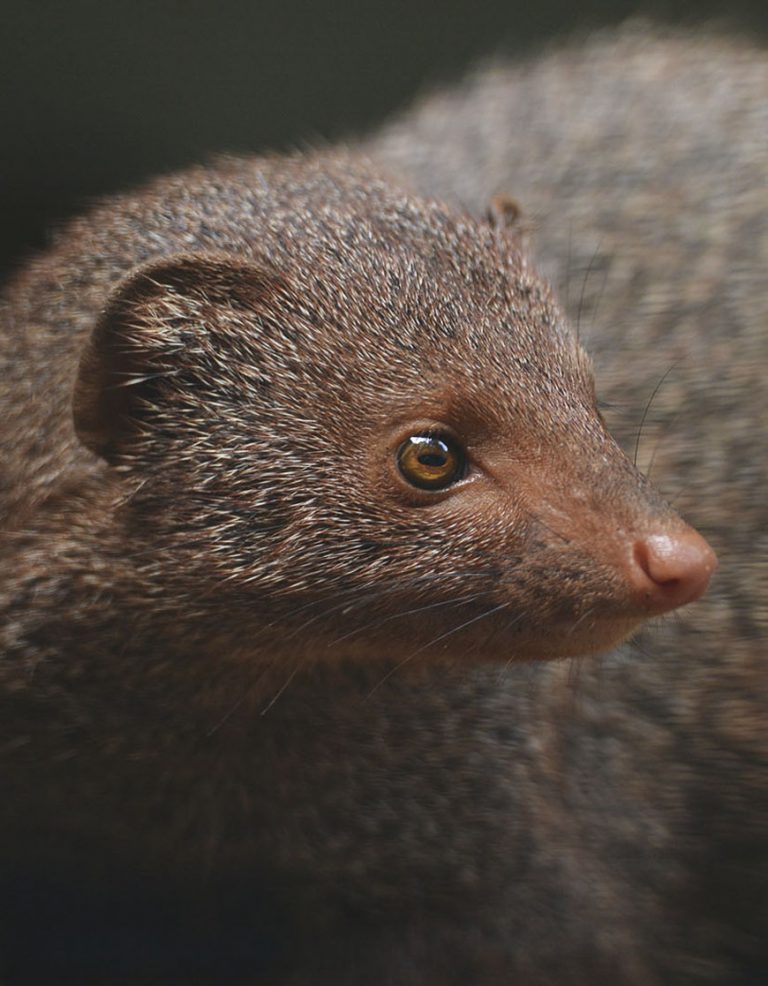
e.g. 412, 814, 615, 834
0, 21, 765, 986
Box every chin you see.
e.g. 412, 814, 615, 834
468, 614, 645, 664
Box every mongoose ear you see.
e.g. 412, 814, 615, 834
485, 194, 526, 239
73, 253, 281, 463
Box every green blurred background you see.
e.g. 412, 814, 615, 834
1, 0, 766, 276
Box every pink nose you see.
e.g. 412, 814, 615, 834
631, 529, 717, 614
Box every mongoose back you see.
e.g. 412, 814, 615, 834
0, 21, 763, 986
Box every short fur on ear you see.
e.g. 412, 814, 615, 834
73, 253, 282, 463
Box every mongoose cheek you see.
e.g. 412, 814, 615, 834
329, 476, 718, 664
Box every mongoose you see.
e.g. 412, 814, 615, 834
0, 20, 762, 986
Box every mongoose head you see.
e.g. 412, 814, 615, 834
72, 154, 715, 663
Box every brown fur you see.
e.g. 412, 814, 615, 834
0, 21, 764, 986
0, 150, 688, 678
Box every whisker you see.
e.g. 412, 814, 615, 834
260, 660, 302, 716
567, 606, 596, 637
563, 222, 574, 314
668, 485, 690, 510
206, 662, 275, 735
493, 612, 526, 683
281, 587, 384, 642
589, 263, 611, 340
328, 590, 489, 645
471, 608, 519, 663
270, 569, 501, 640
646, 407, 683, 484
366, 601, 510, 698
633, 362, 678, 469
206, 692, 248, 736
575, 239, 604, 343
259, 575, 501, 713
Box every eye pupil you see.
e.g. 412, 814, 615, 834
397, 433, 466, 491
418, 453, 447, 467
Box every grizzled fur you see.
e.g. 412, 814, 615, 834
0, 150, 674, 678
0, 21, 765, 986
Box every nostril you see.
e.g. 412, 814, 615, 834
631, 529, 717, 611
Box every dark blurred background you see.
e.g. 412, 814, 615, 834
2, 0, 766, 278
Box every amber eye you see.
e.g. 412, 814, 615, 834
397, 434, 466, 490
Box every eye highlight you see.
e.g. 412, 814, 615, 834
397, 434, 466, 490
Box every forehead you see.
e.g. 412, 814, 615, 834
227, 157, 591, 405
305, 214, 581, 375
276, 264, 593, 436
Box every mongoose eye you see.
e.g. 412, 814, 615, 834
397, 434, 466, 490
